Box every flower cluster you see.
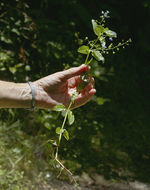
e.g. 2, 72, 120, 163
78, 11, 131, 64
101, 10, 110, 18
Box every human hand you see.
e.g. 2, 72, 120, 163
34, 64, 96, 109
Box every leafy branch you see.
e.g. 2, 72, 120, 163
51, 10, 131, 182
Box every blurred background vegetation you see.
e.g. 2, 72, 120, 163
0, 0, 150, 189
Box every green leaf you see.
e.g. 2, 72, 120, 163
0, 35, 13, 44
104, 28, 117, 38
92, 20, 104, 36
0, 52, 9, 62
15, 20, 21, 26
56, 127, 64, 134
44, 122, 51, 130
108, 43, 113, 48
77, 71, 90, 92
99, 36, 106, 49
61, 110, 67, 117
63, 129, 69, 141
11, 28, 20, 36
92, 50, 104, 62
78, 45, 89, 54
81, 71, 89, 83
53, 104, 66, 112
25, 65, 31, 71
9, 67, 16, 74
96, 97, 110, 105
68, 110, 75, 125
12, 147, 21, 154
15, 63, 24, 68
56, 127, 61, 134
52, 141, 57, 146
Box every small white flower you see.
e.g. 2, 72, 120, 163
46, 173, 51, 178
56, 164, 60, 168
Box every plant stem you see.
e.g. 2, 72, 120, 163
57, 101, 73, 147
55, 99, 74, 160
54, 35, 99, 178
84, 37, 99, 65
54, 98, 78, 185
84, 51, 90, 65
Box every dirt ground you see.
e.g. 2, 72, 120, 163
35, 173, 150, 190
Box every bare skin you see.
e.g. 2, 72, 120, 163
0, 64, 96, 109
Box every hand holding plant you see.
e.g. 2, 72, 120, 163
33, 64, 95, 109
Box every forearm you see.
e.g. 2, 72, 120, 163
0, 80, 32, 108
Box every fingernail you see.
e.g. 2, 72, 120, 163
90, 89, 96, 94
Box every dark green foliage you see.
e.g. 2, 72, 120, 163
0, 0, 150, 188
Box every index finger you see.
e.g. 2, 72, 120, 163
60, 64, 90, 80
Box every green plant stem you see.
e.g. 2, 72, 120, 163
55, 36, 99, 164
58, 101, 72, 146
85, 37, 99, 65
104, 40, 130, 51
54, 37, 99, 181
54, 98, 78, 185
84, 51, 90, 65
55, 99, 74, 160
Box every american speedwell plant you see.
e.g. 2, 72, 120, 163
52, 11, 131, 181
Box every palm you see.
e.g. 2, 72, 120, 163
34, 65, 96, 109
48, 76, 80, 108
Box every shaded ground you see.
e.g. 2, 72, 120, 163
34, 174, 150, 190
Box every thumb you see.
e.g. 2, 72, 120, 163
61, 64, 90, 80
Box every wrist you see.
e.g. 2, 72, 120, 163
33, 80, 55, 109
28, 82, 36, 110
0, 81, 32, 108
12, 83, 32, 108
33, 81, 45, 109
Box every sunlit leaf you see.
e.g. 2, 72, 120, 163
52, 141, 57, 146
92, 50, 104, 62
63, 129, 69, 141
68, 110, 75, 125
99, 36, 106, 49
61, 110, 67, 117
12, 147, 21, 154
56, 127, 64, 134
15, 63, 24, 68
92, 20, 104, 36
9, 67, 16, 74
81, 71, 89, 82
77, 45, 89, 54
44, 122, 51, 130
25, 65, 31, 71
104, 28, 117, 38
11, 28, 20, 36
53, 104, 66, 112
0, 35, 13, 44
108, 43, 113, 48
96, 97, 110, 105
